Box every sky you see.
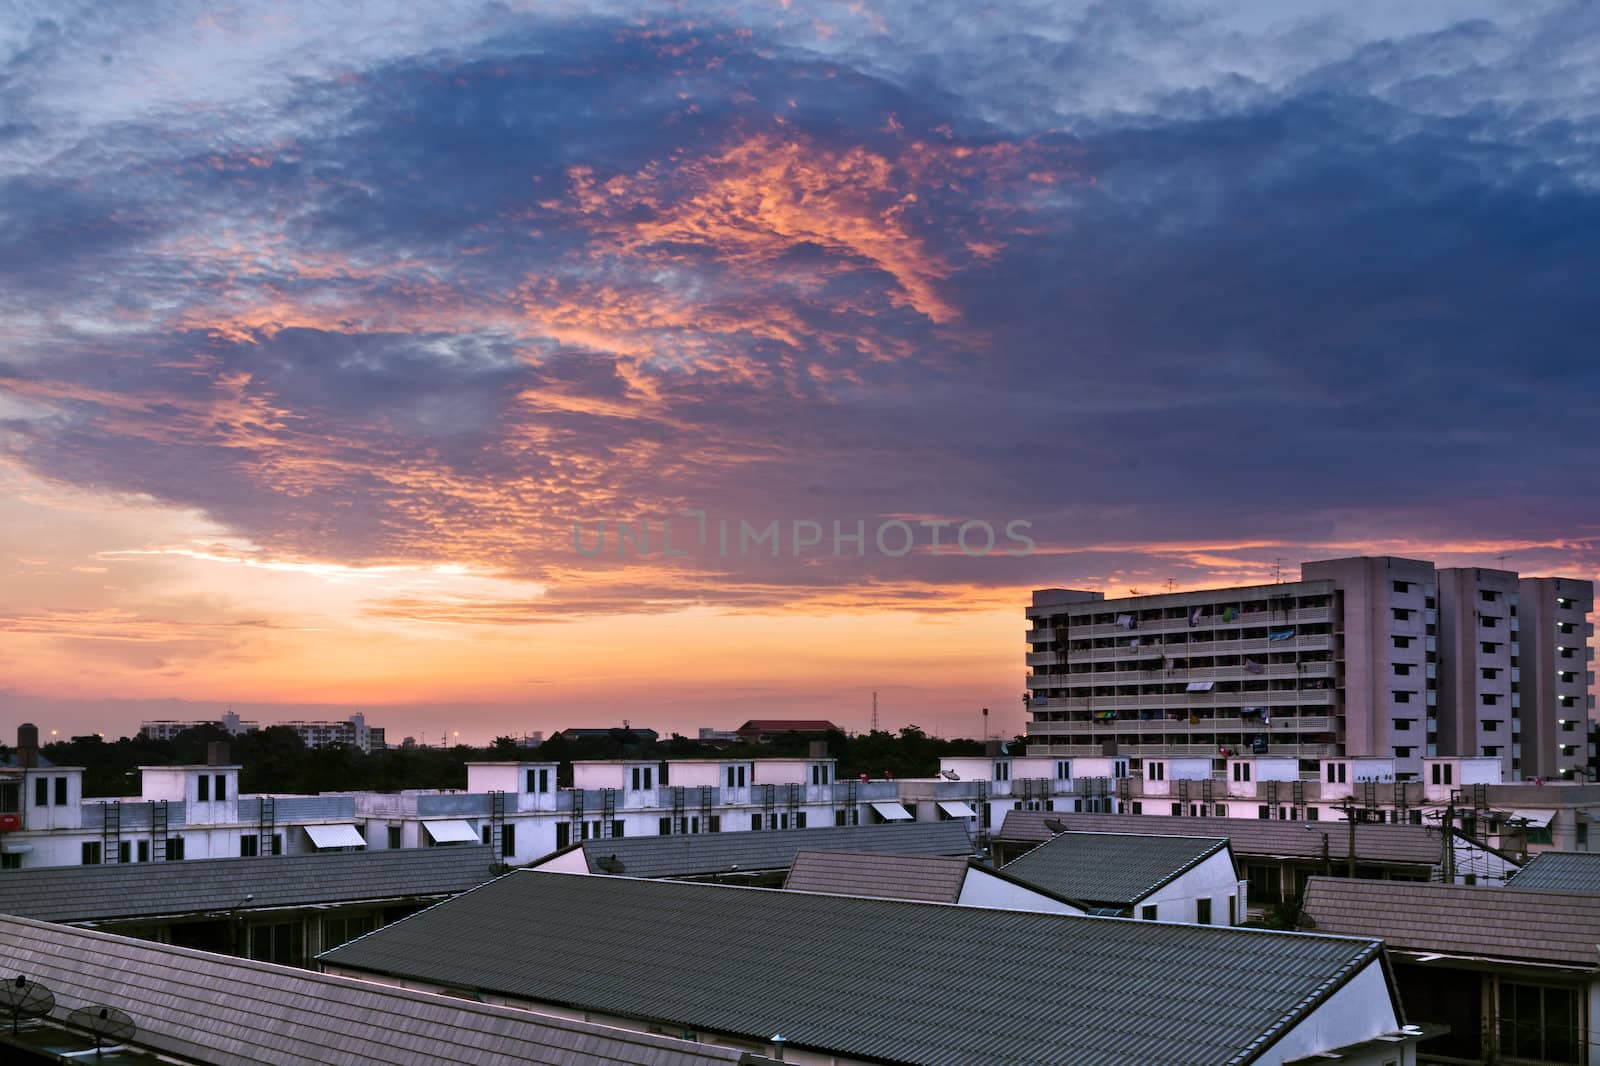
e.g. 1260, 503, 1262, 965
2, 0, 1598, 745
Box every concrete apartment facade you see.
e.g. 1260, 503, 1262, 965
1027, 556, 1595, 783
138, 711, 387, 752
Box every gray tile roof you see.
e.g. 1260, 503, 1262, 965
1509, 851, 1600, 894
0, 913, 755, 1065
1000, 810, 1446, 866
573, 820, 973, 878
1001, 831, 1231, 906
1302, 876, 1600, 970
0, 845, 499, 923
783, 850, 972, 903
322, 869, 1392, 1066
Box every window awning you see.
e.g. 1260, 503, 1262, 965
938, 801, 977, 819
0, 841, 32, 854
423, 819, 480, 844
1185, 681, 1214, 692
871, 801, 914, 822
1506, 809, 1556, 828
304, 823, 367, 850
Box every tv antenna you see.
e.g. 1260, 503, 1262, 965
871, 691, 879, 734
1, 975, 54, 1036
1273, 557, 1283, 584
67, 1004, 137, 1056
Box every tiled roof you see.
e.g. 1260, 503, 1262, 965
0, 914, 755, 1065
574, 820, 973, 878
1509, 851, 1600, 894
1302, 876, 1600, 970
1000, 810, 1446, 866
736, 720, 838, 731
783, 850, 972, 903
322, 869, 1392, 1066
1001, 832, 1230, 906
0, 845, 499, 923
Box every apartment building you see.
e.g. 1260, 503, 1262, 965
1027, 556, 1595, 782
138, 712, 386, 752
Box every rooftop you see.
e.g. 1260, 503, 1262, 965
1001, 831, 1231, 906
569, 820, 973, 879
321, 870, 1393, 1066
0, 845, 500, 924
0, 913, 759, 1066
1302, 876, 1600, 970
999, 811, 1448, 867
1510, 850, 1600, 893
783, 850, 973, 904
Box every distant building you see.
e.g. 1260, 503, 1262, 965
1026, 556, 1594, 781
735, 719, 840, 742
139, 711, 259, 741
554, 726, 660, 744
139, 712, 385, 752
696, 727, 740, 742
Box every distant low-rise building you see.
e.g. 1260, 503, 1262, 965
735, 719, 840, 742
138, 711, 385, 752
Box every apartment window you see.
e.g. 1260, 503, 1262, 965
658, 762, 669, 787
1057, 760, 1072, 779
1232, 763, 1251, 782
1484, 720, 1501, 732
1392, 663, 1412, 676
1393, 581, 1410, 593
1480, 615, 1498, 628
137, 840, 150, 862
726, 767, 736, 788
1483, 746, 1501, 757
1482, 694, 1499, 706
556, 823, 570, 850
1431, 764, 1454, 785
215, 775, 227, 801
737, 766, 747, 787
271, 834, 282, 856
611, 821, 625, 838
248, 922, 300, 966
1392, 636, 1412, 649
1393, 718, 1415, 730
481, 826, 492, 846
1326, 763, 1346, 783
835, 810, 848, 826
1482, 641, 1498, 654
198, 775, 210, 802
322, 914, 376, 951
1141, 905, 1158, 921
501, 824, 516, 857
1393, 747, 1414, 758
33, 778, 46, 807
659, 816, 672, 836
751, 814, 762, 831
1258, 805, 1270, 820
1171, 803, 1183, 817
0, 854, 19, 870
1196, 898, 1212, 925
1147, 761, 1164, 782
1391, 608, 1411, 621
709, 814, 721, 833
796, 812, 807, 828
1307, 807, 1320, 821
1480, 589, 1496, 602
1562, 719, 1577, 732
54, 777, 67, 805
1214, 804, 1228, 817
1499, 982, 1580, 1064
1393, 691, 1412, 703
81, 841, 101, 865
117, 841, 131, 864
780, 813, 790, 830
1482, 667, 1499, 680
166, 836, 185, 860
0, 782, 16, 814
811, 765, 821, 785
1561, 647, 1575, 659
1227, 898, 1236, 925
241, 835, 259, 857
994, 762, 1010, 781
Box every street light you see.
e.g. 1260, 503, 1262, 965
1304, 823, 1331, 876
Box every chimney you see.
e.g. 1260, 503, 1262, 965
206, 740, 231, 766
16, 723, 39, 769
808, 740, 828, 759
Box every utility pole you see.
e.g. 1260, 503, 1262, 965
1321, 831, 1331, 876
1441, 803, 1456, 884
1331, 800, 1359, 878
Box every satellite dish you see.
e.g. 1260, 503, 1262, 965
0, 976, 55, 1036
68, 1004, 137, 1053
939, 770, 960, 781
1043, 817, 1066, 835
596, 854, 625, 874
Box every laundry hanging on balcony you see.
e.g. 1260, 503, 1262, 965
1188, 608, 1204, 627
1185, 681, 1214, 692
1244, 658, 1265, 674
1116, 614, 1137, 629
1221, 606, 1238, 622
1268, 627, 1295, 641
1241, 706, 1265, 719
1093, 710, 1117, 722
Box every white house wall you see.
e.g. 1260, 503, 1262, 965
956, 868, 1084, 914
1138, 851, 1244, 925
1252, 958, 1408, 1066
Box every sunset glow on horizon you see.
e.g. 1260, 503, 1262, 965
3, 1, 1598, 742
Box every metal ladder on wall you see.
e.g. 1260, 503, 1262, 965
151, 800, 169, 862
845, 779, 859, 827
698, 786, 712, 833
258, 794, 275, 856
761, 784, 776, 829
601, 788, 616, 838
785, 783, 801, 828
569, 788, 585, 842
101, 801, 120, 863
670, 786, 686, 834
489, 790, 506, 859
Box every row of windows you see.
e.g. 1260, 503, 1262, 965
83, 837, 187, 864
196, 774, 228, 802
33, 776, 69, 807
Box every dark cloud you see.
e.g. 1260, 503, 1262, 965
1, 2, 1598, 612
